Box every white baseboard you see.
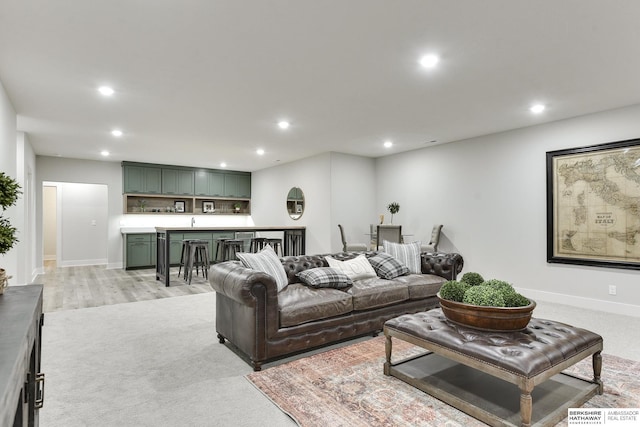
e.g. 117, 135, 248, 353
60, 258, 108, 268
106, 262, 123, 270
517, 287, 640, 318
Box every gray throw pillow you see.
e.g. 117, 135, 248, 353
237, 245, 288, 292
383, 241, 422, 274
368, 252, 410, 279
296, 267, 353, 289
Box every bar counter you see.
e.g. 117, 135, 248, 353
155, 226, 305, 286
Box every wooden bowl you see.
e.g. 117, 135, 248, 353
437, 292, 536, 332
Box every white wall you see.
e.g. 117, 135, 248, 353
251, 153, 333, 254
329, 152, 376, 251
53, 182, 109, 266
16, 132, 37, 282
0, 81, 19, 281
251, 152, 377, 254
376, 103, 640, 316
35, 156, 123, 269
43, 186, 57, 260
0, 83, 37, 284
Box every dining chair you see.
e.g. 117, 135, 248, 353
338, 224, 367, 252
376, 225, 402, 249
369, 224, 378, 250
421, 224, 443, 252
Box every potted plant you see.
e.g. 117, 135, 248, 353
437, 272, 535, 331
387, 202, 400, 223
233, 202, 242, 213
0, 172, 22, 294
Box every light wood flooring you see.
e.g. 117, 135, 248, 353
36, 261, 213, 313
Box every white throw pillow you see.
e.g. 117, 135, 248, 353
325, 254, 377, 281
237, 245, 288, 292
383, 241, 422, 274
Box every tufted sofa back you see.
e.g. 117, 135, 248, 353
279, 251, 463, 284
280, 251, 368, 284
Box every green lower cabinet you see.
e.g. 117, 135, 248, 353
126, 234, 154, 269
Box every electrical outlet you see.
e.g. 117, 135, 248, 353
608, 285, 617, 295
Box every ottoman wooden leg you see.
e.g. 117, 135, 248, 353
593, 351, 603, 394
384, 333, 392, 376
519, 382, 534, 427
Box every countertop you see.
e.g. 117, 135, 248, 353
154, 226, 305, 232
120, 227, 156, 234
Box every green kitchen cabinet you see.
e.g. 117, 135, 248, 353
126, 234, 154, 268
123, 165, 162, 194
169, 233, 185, 265
162, 168, 194, 195
224, 173, 251, 198
194, 170, 225, 197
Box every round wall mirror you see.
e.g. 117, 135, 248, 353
286, 187, 304, 220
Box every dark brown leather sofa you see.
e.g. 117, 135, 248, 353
210, 250, 463, 371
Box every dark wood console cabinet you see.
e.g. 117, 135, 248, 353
0, 285, 44, 427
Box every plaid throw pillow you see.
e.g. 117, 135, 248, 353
237, 245, 288, 292
383, 241, 422, 274
367, 252, 410, 279
296, 267, 353, 289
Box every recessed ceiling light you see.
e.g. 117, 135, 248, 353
419, 54, 439, 69
220, 162, 227, 168
530, 104, 546, 114
98, 86, 114, 96
256, 148, 265, 155
384, 140, 393, 148
100, 150, 110, 156
111, 129, 123, 137
278, 121, 290, 130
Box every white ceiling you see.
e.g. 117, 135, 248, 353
2, 1, 640, 172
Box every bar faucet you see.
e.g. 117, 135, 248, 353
191, 217, 195, 228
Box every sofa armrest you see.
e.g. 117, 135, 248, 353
209, 261, 279, 307
421, 252, 464, 281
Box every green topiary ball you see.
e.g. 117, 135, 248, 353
439, 280, 470, 302
460, 272, 484, 287
463, 285, 506, 307
483, 279, 516, 296
504, 292, 531, 307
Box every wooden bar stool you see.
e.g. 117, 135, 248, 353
249, 237, 267, 253
222, 239, 244, 261
265, 238, 283, 256
184, 239, 210, 285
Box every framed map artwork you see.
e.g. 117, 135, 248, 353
547, 137, 640, 270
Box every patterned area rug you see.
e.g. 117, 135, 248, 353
246, 336, 640, 427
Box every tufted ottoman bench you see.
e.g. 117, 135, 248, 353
383, 309, 603, 427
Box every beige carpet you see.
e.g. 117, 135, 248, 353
247, 336, 640, 427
